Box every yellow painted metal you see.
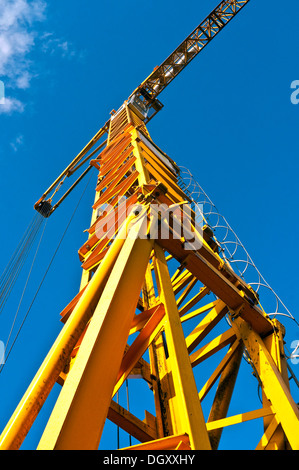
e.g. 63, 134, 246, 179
263, 320, 289, 386
130, 128, 151, 185
230, 316, 299, 450
0, 215, 136, 450
121, 433, 190, 451
206, 406, 274, 432
185, 299, 227, 353
198, 340, 241, 401
37, 217, 154, 449
154, 244, 211, 450
190, 328, 236, 368
137, 142, 185, 203
180, 300, 220, 323
35, 122, 109, 207
2, 106, 299, 451
148, 331, 175, 438
79, 190, 102, 290
178, 286, 210, 316
108, 400, 158, 443
13, 0, 298, 449
261, 320, 291, 449
143, 262, 175, 439
113, 304, 165, 396
207, 342, 244, 449
255, 415, 281, 450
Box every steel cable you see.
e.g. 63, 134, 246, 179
0, 171, 94, 372
0, 212, 45, 315
0, 219, 48, 367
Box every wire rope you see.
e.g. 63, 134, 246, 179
126, 379, 132, 447
0, 172, 94, 372
0, 219, 48, 368
0, 213, 44, 314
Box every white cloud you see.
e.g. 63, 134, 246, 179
0, 0, 46, 93
14, 70, 32, 89
39, 32, 76, 59
0, 0, 79, 115
0, 96, 24, 114
10, 133, 24, 151
0, 0, 45, 27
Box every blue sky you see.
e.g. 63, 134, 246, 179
0, 0, 298, 450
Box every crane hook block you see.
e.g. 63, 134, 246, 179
34, 199, 53, 218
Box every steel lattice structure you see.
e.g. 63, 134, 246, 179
0, 0, 299, 451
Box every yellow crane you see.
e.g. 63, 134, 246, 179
0, 0, 298, 450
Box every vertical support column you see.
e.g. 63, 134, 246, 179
148, 333, 175, 438
128, 123, 176, 437
142, 263, 175, 439
154, 244, 211, 450
231, 316, 299, 450
130, 127, 151, 186
80, 190, 100, 290
207, 343, 244, 449
0, 220, 133, 450
37, 217, 154, 450
262, 320, 290, 449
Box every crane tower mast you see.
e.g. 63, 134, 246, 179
0, 0, 299, 451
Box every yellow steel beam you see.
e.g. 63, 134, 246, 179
0, 214, 137, 450
35, 121, 109, 207
37, 217, 154, 449
142, 263, 157, 310
178, 286, 210, 317
107, 400, 158, 443
199, 339, 241, 401
160, 235, 273, 336
140, 146, 186, 202
207, 342, 244, 449
230, 317, 299, 450
180, 300, 219, 323
129, 304, 161, 335
130, 128, 151, 185
113, 303, 165, 395
121, 433, 190, 451
255, 415, 281, 450
261, 319, 290, 449
172, 270, 195, 295
146, 254, 175, 439
148, 331, 175, 438
206, 407, 274, 432
154, 244, 211, 450
190, 328, 236, 368
185, 299, 228, 353
176, 277, 198, 308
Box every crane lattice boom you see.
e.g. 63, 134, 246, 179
130, 0, 250, 118
34, 0, 250, 216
